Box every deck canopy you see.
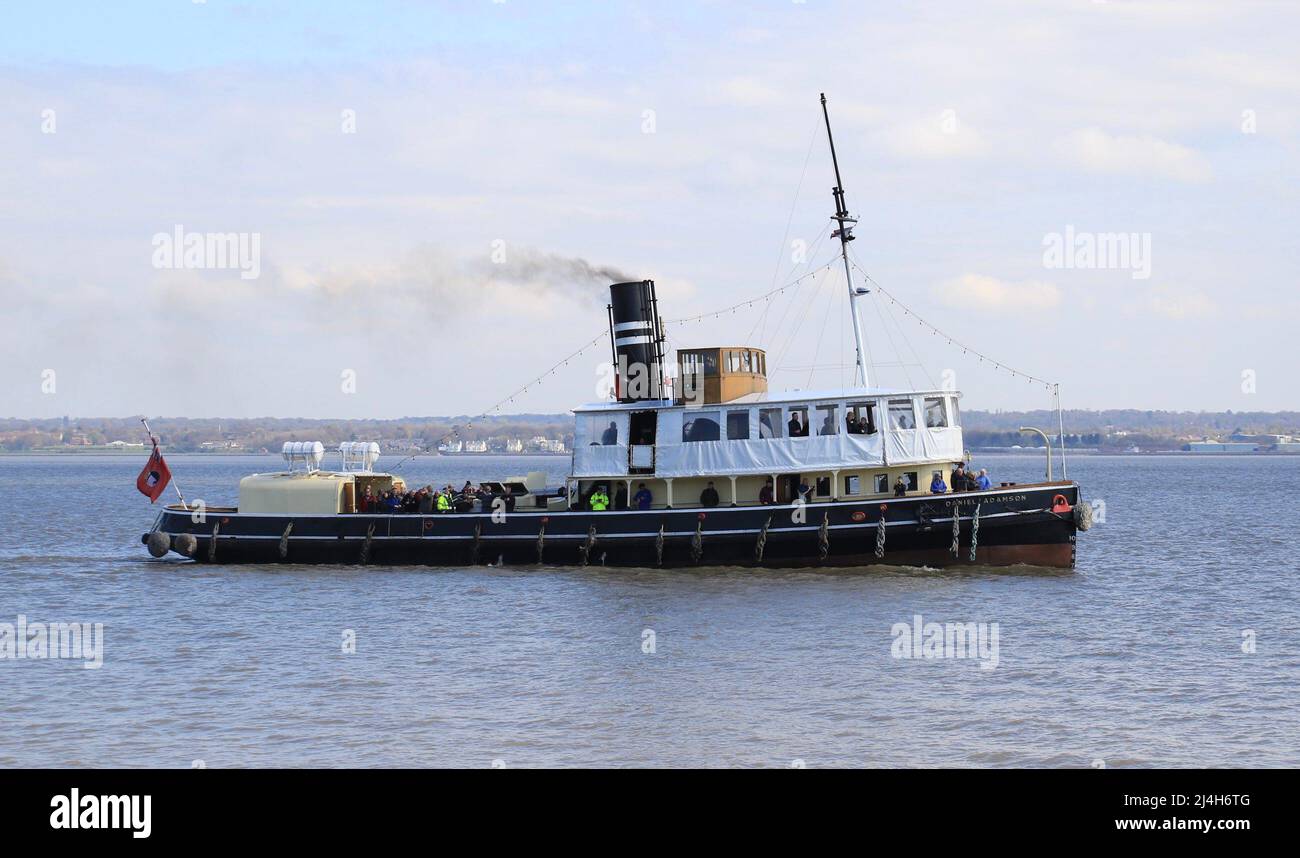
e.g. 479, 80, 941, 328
570, 388, 963, 479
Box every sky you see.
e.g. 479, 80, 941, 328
1, 0, 1297, 419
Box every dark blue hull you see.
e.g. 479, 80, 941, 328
145, 482, 1083, 569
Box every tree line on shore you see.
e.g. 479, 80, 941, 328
1, 410, 1296, 452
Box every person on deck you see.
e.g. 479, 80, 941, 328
614, 483, 629, 510
435, 489, 452, 513
930, 473, 948, 494
951, 463, 968, 492
788, 413, 805, 437
633, 483, 652, 511
600, 421, 619, 445
759, 478, 775, 505
976, 469, 992, 491
501, 484, 516, 513
893, 476, 908, 497
819, 413, 836, 435
700, 481, 720, 508
589, 485, 610, 511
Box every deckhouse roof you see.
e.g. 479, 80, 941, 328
573, 386, 962, 413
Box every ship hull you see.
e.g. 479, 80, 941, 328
146, 482, 1082, 570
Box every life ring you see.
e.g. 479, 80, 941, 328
1050, 494, 1072, 514
850, 510, 867, 523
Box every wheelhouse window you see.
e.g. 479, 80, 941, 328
742, 350, 753, 372
847, 402, 877, 435
726, 410, 750, 440
888, 399, 916, 430
787, 405, 810, 438
702, 352, 719, 376
923, 397, 949, 428
759, 407, 783, 439
682, 412, 721, 442
815, 403, 838, 436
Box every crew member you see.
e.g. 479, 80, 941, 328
700, 481, 720, 508
759, 478, 775, 505
589, 485, 610, 511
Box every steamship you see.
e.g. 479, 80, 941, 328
142, 96, 1090, 570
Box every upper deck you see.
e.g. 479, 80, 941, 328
571, 386, 964, 480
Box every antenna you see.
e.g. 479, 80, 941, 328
820, 92, 870, 389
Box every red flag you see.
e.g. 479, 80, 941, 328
136, 442, 172, 503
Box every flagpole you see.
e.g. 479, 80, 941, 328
141, 417, 186, 506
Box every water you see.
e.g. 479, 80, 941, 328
1, 452, 1296, 768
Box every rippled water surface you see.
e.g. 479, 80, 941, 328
1, 452, 1296, 767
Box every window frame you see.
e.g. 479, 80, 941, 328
888, 399, 917, 431
815, 403, 839, 436
758, 407, 784, 439
682, 411, 721, 442
787, 405, 811, 438
726, 409, 751, 441
923, 396, 949, 429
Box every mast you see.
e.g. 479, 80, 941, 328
820, 93, 870, 389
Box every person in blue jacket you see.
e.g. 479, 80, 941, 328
929, 473, 948, 494
632, 483, 653, 510
976, 468, 992, 491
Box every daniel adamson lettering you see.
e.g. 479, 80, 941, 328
49, 789, 151, 839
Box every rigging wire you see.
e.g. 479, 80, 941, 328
847, 257, 1057, 390
665, 256, 838, 327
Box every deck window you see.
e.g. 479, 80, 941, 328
682, 412, 721, 442
844, 475, 862, 496
847, 402, 877, 435
874, 474, 890, 494
815, 403, 838, 436
726, 410, 750, 440
888, 399, 916, 430
923, 397, 948, 428
904, 472, 918, 491
759, 408, 783, 439
815, 476, 831, 497
787, 406, 810, 438
582, 414, 621, 446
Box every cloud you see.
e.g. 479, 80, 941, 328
1055, 127, 1212, 183
933, 274, 1062, 313
881, 113, 989, 160
1143, 287, 1215, 320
